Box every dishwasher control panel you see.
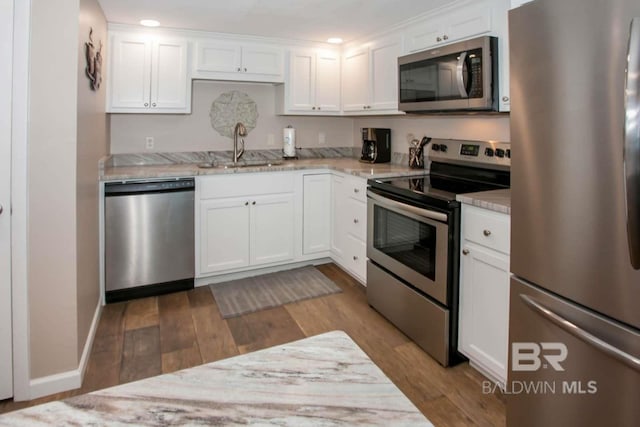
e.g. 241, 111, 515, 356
105, 178, 195, 195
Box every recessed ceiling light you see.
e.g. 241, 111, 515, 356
140, 19, 160, 27
327, 37, 343, 44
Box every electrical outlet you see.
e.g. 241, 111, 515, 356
267, 133, 275, 146
145, 137, 154, 150
318, 132, 326, 145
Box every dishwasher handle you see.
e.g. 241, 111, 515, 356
105, 178, 195, 196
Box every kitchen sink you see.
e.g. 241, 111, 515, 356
222, 160, 284, 168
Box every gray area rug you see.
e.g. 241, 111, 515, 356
209, 266, 342, 318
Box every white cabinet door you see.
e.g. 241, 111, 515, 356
200, 198, 250, 274
303, 174, 331, 254
242, 45, 283, 77
250, 194, 294, 266
109, 35, 152, 110
108, 34, 190, 113
330, 174, 347, 259
315, 50, 341, 112
446, 4, 492, 42
404, 16, 444, 53
151, 39, 189, 110
459, 242, 510, 384
369, 35, 402, 111
288, 50, 315, 112
342, 47, 369, 112
195, 41, 242, 73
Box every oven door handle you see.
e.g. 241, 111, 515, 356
367, 190, 448, 223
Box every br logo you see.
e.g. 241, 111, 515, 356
512, 342, 568, 371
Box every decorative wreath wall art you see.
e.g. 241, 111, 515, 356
85, 27, 103, 91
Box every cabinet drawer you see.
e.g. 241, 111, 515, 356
345, 234, 366, 281
199, 172, 294, 199
345, 175, 367, 202
463, 205, 510, 254
346, 198, 366, 241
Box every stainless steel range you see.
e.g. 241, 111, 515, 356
367, 138, 510, 366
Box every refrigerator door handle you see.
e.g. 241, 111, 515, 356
520, 294, 640, 372
624, 17, 640, 270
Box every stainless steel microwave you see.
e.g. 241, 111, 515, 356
398, 36, 498, 113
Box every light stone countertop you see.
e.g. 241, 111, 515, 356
0, 331, 433, 426
101, 158, 427, 181
456, 188, 511, 215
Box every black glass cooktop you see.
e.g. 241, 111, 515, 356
369, 162, 510, 211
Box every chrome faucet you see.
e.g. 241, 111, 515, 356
233, 122, 247, 164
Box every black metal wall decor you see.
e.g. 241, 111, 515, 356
85, 27, 103, 91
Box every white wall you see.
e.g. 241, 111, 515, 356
76, 0, 108, 362
110, 80, 356, 153
28, 0, 80, 378
353, 115, 511, 156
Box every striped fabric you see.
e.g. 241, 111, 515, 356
209, 266, 342, 318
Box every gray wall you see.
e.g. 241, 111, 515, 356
110, 80, 356, 153
76, 0, 109, 361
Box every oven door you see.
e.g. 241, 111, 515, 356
367, 190, 450, 305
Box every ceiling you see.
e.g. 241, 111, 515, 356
97, 0, 454, 44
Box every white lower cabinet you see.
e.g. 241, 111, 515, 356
197, 174, 294, 276
459, 204, 511, 385
303, 174, 331, 254
330, 173, 367, 283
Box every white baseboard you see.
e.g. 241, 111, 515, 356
196, 258, 333, 287
27, 301, 102, 401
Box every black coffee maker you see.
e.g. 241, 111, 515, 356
360, 128, 391, 163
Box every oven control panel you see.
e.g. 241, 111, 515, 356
428, 139, 510, 169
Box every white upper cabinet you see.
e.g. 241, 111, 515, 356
403, 1, 492, 53
108, 33, 191, 114
510, 0, 534, 9
342, 34, 403, 114
193, 40, 284, 82
277, 48, 341, 115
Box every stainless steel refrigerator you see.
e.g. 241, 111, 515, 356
508, 1, 640, 426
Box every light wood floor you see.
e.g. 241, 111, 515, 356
0, 263, 505, 426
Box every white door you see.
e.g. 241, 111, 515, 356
108, 35, 152, 110
0, 0, 14, 400
302, 174, 331, 254
288, 50, 315, 112
369, 36, 402, 111
195, 41, 242, 73
315, 50, 341, 112
341, 47, 369, 112
250, 194, 294, 266
241, 45, 283, 77
200, 198, 250, 274
151, 39, 189, 110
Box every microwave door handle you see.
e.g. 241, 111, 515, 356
624, 17, 640, 270
456, 51, 469, 98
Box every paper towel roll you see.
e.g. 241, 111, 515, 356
283, 126, 296, 157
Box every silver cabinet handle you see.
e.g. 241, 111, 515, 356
318, 106, 321, 110
244, 67, 247, 72
483, 229, 492, 236
436, 37, 442, 42
353, 218, 359, 224
245, 201, 249, 206
443, 35, 449, 40
0, 204, 3, 215
252, 201, 256, 205
237, 67, 241, 72
520, 294, 640, 373
462, 248, 470, 255
312, 106, 316, 110
624, 17, 640, 269
144, 102, 149, 107
502, 96, 510, 102
151, 102, 156, 107
353, 256, 358, 261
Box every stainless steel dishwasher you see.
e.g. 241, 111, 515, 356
104, 178, 195, 303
